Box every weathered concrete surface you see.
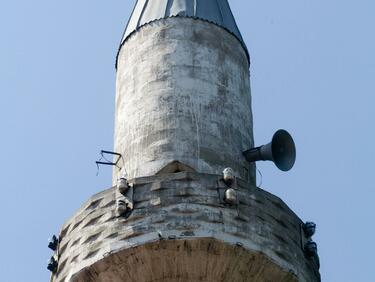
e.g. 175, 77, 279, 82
114, 18, 254, 183
51, 172, 320, 282
71, 239, 298, 282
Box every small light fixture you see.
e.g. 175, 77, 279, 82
117, 177, 129, 194
47, 257, 58, 273
116, 198, 133, 217
224, 188, 237, 205
116, 199, 127, 216
304, 241, 318, 257
303, 222, 316, 238
48, 235, 58, 251
223, 167, 235, 186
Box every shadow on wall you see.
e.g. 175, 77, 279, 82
156, 161, 196, 174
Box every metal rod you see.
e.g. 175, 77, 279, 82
96, 161, 117, 166
101, 150, 122, 157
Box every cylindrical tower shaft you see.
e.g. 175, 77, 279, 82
114, 4, 254, 182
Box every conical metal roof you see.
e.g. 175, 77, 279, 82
119, 0, 249, 61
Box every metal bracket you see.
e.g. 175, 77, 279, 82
96, 150, 123, 175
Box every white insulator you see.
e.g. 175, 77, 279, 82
117, 177, 129, 194
224, 188, 237, 205
223, 167, 235, 186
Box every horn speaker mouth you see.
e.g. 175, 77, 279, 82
243, 129, 296, 172
271, 129, 296, 171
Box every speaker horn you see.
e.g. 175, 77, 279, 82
243, 129, 296, 172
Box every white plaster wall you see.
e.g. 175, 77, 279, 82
115, 18, 254, 182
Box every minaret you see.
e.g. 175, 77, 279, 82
49, 1, 320, 281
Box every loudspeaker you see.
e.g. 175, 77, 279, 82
243, 129, 296, 171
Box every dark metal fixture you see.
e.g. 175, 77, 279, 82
303, 222, 316, 238
96, 150, 122, 168
48, 235, 58, 251
47, 257, 58, 273
304, 241, 318, 257
243, 129, 296, 172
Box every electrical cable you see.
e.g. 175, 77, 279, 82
256, 168, 263, 188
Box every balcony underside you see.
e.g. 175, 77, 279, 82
72, 238, 297, 282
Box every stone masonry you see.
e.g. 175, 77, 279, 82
51, 172, 320, 281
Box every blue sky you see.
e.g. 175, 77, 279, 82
0, 0, 374, 281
